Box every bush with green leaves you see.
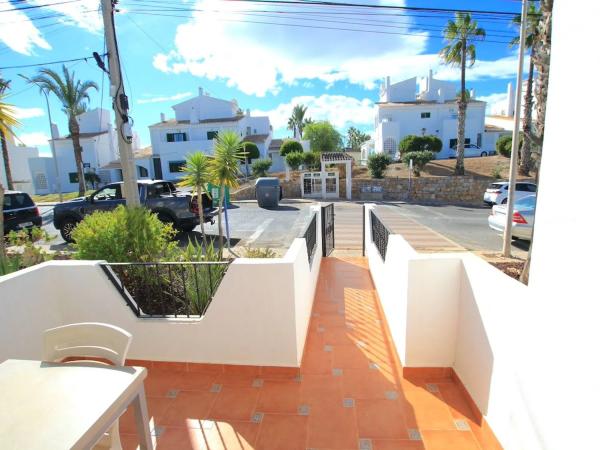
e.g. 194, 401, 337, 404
303, 121, 343, 152
279, 139, 304, 157
402, 151, 435, 177
251, 158, 273, 177
398, 135, 442, 156
302, 151, 321, 170
0, 227, 54, 275
367, 153, 392, 179
72, 206, 176, 262
496, 134, 513, 157
285, 151, 304, 170
240, 142, 260, 162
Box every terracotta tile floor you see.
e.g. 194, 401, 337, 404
120, 257, 497, 450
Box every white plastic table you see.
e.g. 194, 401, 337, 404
0, 359, 153, 450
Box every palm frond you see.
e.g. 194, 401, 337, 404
0, 94, 21, 136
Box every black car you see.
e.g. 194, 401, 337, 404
3, 191, 42, 234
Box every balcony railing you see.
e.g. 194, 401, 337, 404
100, 261, 230, 318
303, 213, 318, 266
370, 210, 391, 261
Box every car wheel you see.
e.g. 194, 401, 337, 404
60, 219, 78, 243
177, 223, 196, 233
501, 198, 508, 204
480, 151, 488, 157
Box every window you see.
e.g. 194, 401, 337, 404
477, 133, 482, 148
207, 131, 218, 140
137, 165, 149, 178
68, 172, 79, 184
169, 160, 186, 173
93, 185, 121, 201
147, 182, 174, 198
421, 112, 431, 119
3, 193, 34, 210
449, 138, 471, 149
166, 132, 187, 142
246, 126, 251, 136
34, 173, 48, 190
383, 138, 397, 157
516, 183, 536, 192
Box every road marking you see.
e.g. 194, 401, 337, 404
245, 218, 273, 244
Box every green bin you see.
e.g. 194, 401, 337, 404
207, 183, 230, 207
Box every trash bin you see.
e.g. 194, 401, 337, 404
255, 177, 281, 208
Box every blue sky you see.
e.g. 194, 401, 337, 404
1, 0, 524, 155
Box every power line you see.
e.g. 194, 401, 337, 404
0, 0, 82, 13
0, 54, 106, 70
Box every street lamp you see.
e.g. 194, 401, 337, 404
19, 75, 63, 202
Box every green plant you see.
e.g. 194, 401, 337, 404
347, 127, 371, 151
27, 66, 98, 195
367, 153, 392, 179
302, 151, 321, 170
285, 151, 304, 170
303, 121, 343, 153
240, 142, 260, 178
72, 206, 176, 262
287, 104, 311, 138
1, 227, 54, 275
402, 151, 435, 177
243, 247, 277, 258
211, 130, 245, 257
280, 139, 304, 157
398, 135, 442, 156
251, 159, 273, 177
1, 82, 21, 191
440, 13, 486, 175
496, 134, 523, 158
84, 172, 101, 189
491, 165, 503, 179
179, 152, 212, 249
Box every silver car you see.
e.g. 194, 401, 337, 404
488, 195, 536, 240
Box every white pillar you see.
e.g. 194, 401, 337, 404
346, 161, 352, 200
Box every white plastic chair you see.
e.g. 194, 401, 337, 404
43, 322, 133, 450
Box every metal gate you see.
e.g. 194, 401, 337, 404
321, 203, 335, 256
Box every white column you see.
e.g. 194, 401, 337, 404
346, 161, 352, 200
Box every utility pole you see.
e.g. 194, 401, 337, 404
503, 0, 528, 257
43, 90, 63, 202
100, 0, 139, 207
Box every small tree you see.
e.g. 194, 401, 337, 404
398, 135, 442, 156
302, 151, 321, 171
367, 154, 391, 179
285, 152, 304, 171
251, 159, 272, 177
496, 133, 523, 158
303, 121, 343, 153
402, 151, 435, 177
280, 139, 303, 157
347, 126, 371, 151
241, 141, 260, 177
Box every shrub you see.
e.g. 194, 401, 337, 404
491, 164, 503, 179
72, 206, 176, 262
243, 247, 278, 258
280, 140, 304, 157
240, 142, 260, 162
398, 135, 442, 156
303, 121, 343, 152
367, 153, 392, 179
285, 151, 304, 170
402, 150, 435, 176
1, 227, 54, 275
496, 133, 524, 158
251, 158, 272, 177
303, 151, 321, 170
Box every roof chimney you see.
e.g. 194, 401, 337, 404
246, 109, 251, 117
469, 88, 475, 99
437, 88, 444, 104
198, 87, 204, 96
160, 112, 166, 122
50, 123, 59, 139
507, 82, 515, 116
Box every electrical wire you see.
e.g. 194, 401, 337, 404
0, 54, 106, 70
0, 0, 83, 13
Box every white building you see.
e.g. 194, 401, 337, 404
0, 133, 40, 195
370, 71, 488, 160
148, 88, 273, 181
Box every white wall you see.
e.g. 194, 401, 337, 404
0, 227, 322, 367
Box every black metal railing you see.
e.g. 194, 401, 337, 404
100, 261, 231, 318
303, 213, 318, 266
370, 210, 391, 261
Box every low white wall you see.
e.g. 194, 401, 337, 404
364, 204, 547, 450
0, 221, 322, 367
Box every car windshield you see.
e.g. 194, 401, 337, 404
515, 195, 536, 210
3, 193, 34, 210
488, 183, 504, 189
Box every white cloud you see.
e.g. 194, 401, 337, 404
436, 54, 528, 83
137, 92, 193, 104
0, 9, 50, 55
13, 106, 45, 120
477, 92, 509, 115
29, 0, 103, 32
18, 132, 50, 147
252, 94, 375, 135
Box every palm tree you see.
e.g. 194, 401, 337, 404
28, 65, 98, 196
0, 91, 21, 258
0, 80, 19, 191
511, 4, 541, 177
440, 13, 486, 176
179, 152, 212, 250
210, 131, 245, 257
287, 104, 310, 139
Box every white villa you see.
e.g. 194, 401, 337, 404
148, 88, 277, 181
366, 71, 502, 161
0, 134, 40, 195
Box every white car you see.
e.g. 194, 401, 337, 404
483, 181, 537, 206
488, 195, 536, 240
452, 144, 493, 158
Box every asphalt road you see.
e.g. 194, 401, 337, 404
379, 202, 530, 258
38, 201, 314, 255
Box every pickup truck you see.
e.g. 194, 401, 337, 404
53, 180, 216, 242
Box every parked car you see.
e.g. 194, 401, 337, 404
3, 190, 42, 235
483, 181, 537, 206
451, 144, 493, 158
488, 194, 536, 241
53, 180, 217, 242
